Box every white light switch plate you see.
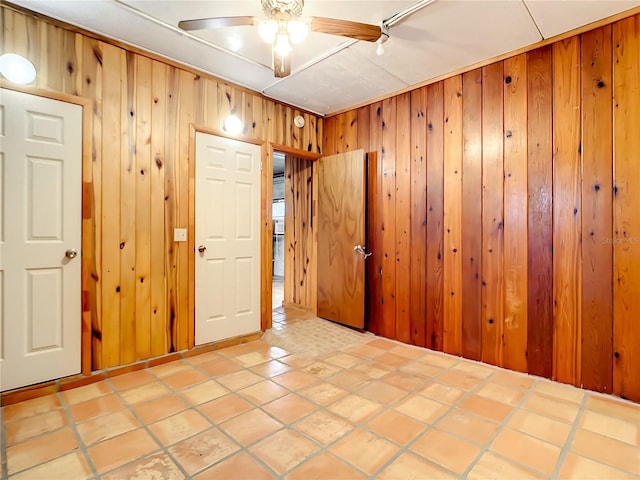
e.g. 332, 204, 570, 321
174, 228, 187, 242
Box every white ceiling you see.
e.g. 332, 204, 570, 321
8, 0, 640, 115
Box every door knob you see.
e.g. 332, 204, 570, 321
65, 248, 78, 259
198, 245, 207, 253
354, 244, 372, 259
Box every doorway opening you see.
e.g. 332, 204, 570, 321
272, 151, 286, 311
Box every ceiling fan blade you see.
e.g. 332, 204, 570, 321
273, 50, 291, 78
310, 17, 382, 42
178, 16, 256, 31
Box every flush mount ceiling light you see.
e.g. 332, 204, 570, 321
0, 53, 36, 84
223, 114, 244, 135
178, 0, 383, 78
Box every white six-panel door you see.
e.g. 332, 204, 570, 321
195, 132, 261, 345
0, 89, 82, 391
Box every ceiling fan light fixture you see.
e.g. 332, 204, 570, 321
223, 114, 243, 135
258, 19, 278, 43
287, 19, 308, 44
274, 33, 292, 57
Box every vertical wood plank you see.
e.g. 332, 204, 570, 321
461, 69, 483, 361
526, 46, 554, 379
502, 53, 528, 373
581, 25, 614, 394
395, 93, 412, 343
368, 102, 384, 336
426, 82, 445, 351
443, 76, 463, 356
380, 97, 397, 339
553, 36, 582, 385
101, 44, 123, 368
343, 109, 358, 152
323, 115, 337, 156
613, 16, 640, 402
134, 55, 152, 360
150, 60, 168, 357
120, 51, 137, 365
410, 87, 427, 348
481, 62, 504, 366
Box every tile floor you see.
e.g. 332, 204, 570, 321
2, 308, 640, 479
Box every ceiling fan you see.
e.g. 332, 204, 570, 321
178, 0, 383, 78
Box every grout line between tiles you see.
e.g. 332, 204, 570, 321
550, 391, 588, 479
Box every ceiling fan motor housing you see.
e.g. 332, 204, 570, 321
262, 0, 304, 20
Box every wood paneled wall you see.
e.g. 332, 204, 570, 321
324, 15, 640, 402
2, 5, 322, 370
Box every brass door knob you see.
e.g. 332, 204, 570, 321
198, 245, 207, 253
65, 248, 78, 259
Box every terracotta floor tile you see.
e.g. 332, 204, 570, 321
571, 428, 640, 473
132, 394, 190, 424
89, 429, 158, 474
265, 345, 290, 359
198, 393, 254, 424
185, 351, 223, 366
250, 359, 293, 378
353, 360, 395, 379
163, 369, 208, 390
278, 354, 315, 368
389, 344, 425, 359
199, 357, 243, 377
452, 361, 495, 378
399, 361, 443, 379
9, 452, 92, 480
344, 344, 385, 359
367, 409, 426, 445
217, 370, 264, 390
2, 395, 62, 422
522, 392, 580, 424
394, 395, 449, 423
507, 409, 573, 446
467, 451, 546, 480
366, 338, 399, 350
436, 408, 500, 446
6, 428, 79, 475
221, 408, 283, 445
299, 382, 349, 406
119, 381, 171, 405
580, 409, 639, 445
375, 352, 413, 367
102, 452, 184, 480
250, 430, 319, 475
476, 381, 524, 406
330, 429, 399, 475
490, 427, 561, 475
534, 380, 585, 404
168, 428, 240, 476
109, 370, 156, 391
584, 395, 640, 424
417, 352, 460, 369
489, 370, 536, 390
234, 351, 272, 367
324, 352, 366, 368
68, 393, 127, 423
380, 371, 426, 391
149, 409, 211, 446
458, 394, 512, 422
5, 409, 67, 445
411, 429, 481, 474
293, 410, 354, 445
419, 381, 465, 405
437, 370, 484, 391
272, 370, 317, 390
558, 452, 637, 480
302, 361, 341, 378
181, 380, 229, 405
61, 381, 112, 405
287, 452, 367, 480
327, 370, 371, 390
195, 452, 274, 480
150, 360, 193, 378
328, 394, 382, 423
378, 452, 457, 480
262, 394, 318, 424
357, 380, 407, 404
77, 410, 140, 446
238, 380, 289, 405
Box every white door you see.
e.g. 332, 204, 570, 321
195, 133, 261, 344
0, 89, 82, 391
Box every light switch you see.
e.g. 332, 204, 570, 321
174, 228, 187, 242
